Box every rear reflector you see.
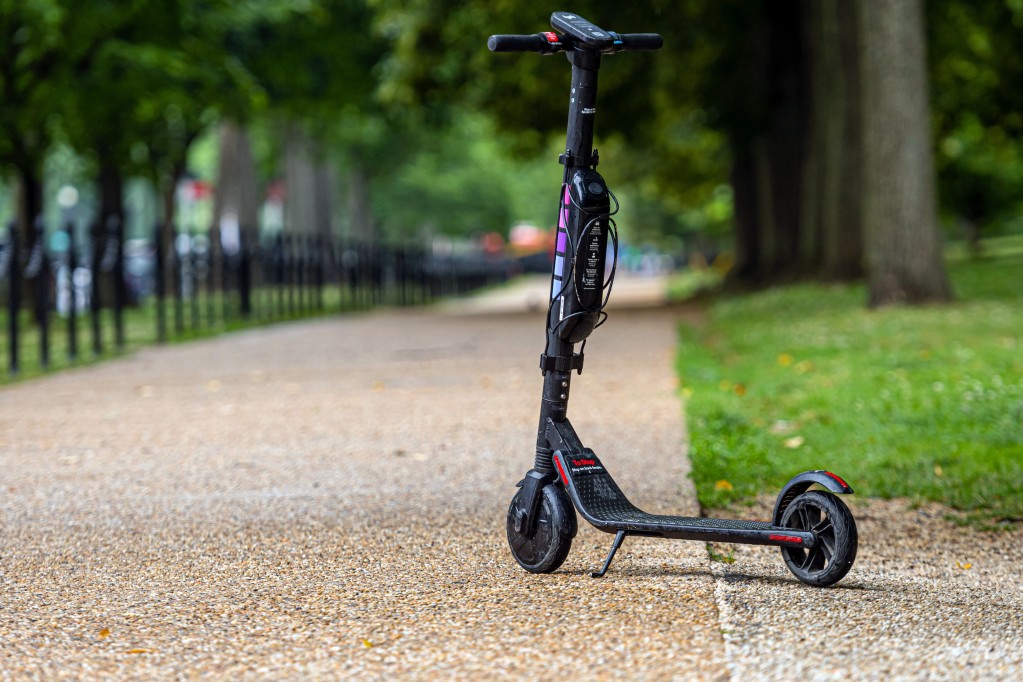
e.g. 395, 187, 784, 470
769, 534, 803, 544
554, 456, 568, 485
824, 471, 849, 489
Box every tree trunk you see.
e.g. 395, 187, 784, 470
98, 159, 123, 300
346, 163, 375, 244
752, 136, 778, 275
214, 121, 262, 294
14, 164, 44, 314
284, 124, 335, 237
160, 162, 185, 304
962, 217, 983, 259
99, 161, 125, 227
821, 0, 865, 281
15, 164, 43, 249
313, 159, 337, 238
728, 141, 761, 285
804, 0, 862, 279
762, 0, 807, 278
727, 1, 810, 286
214, 122, 261, 235
799, 0, 824, 270
858, 0, 951, 306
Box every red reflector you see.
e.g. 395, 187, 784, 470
543, 31, 560, 43
770, 534, 803, 544
554, 456, 568, 485
824, 471, 849, 489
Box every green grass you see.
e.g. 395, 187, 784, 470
666, 266, 724, 301
679, 237, 1023, 522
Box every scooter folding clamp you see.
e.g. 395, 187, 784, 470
540, 352, 585, 374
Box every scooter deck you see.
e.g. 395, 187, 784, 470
553, 450, 813, 548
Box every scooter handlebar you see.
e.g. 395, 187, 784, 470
487, 33, 552, 53
616, 33, 663, 51
487, 31, 662, 54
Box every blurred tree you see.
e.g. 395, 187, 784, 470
0, 0, 158, 320
0, 0, 62, 234
374, 112, 535, 239
59, 0, 295, 299
232, 0, 392, 242
212, 121, 260, 294
720, 1, 813, 284
131, 0, 268, 296
0, 0, 136, 245
804, 0, 863, 282
859, 0, 951, 305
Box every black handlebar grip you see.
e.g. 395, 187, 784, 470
488, 33, 549, 53
619, 33, 663, 51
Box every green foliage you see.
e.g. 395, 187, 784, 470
666, 266, 724, 301
234, 0, 383, 125
679, 237, 1023, 520
370, 0, 1023, 249
0, 0, 89, 172
706, 544, 736, 564
372, 113, 559, 238
1, 0, 296, 211
370, 0, 734, 244
5, 0, 1023, 251
109, 0, 284, 186
928, 0, 1023, 234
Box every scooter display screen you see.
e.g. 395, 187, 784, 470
549, 12, 614, 50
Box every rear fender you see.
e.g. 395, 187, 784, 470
773, 470, 854, 526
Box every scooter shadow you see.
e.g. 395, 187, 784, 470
557, 566, 882, 592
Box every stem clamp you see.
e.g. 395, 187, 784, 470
559, 149, 599, 168
540, 352, 584, 375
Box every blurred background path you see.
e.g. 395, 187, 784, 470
437, 273, 672, 316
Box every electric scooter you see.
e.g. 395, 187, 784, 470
490, 11, 858, 587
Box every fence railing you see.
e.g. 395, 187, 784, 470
0, 219, 513, 380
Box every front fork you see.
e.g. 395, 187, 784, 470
515, 165, 611, 535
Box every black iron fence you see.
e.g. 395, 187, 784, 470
0, 219, 512, 379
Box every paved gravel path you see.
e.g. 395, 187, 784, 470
3, 276, 1021, 679
1, 280, 726, 679
710, 496, 1023, 681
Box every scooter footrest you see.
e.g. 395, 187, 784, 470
553, 450, 780, 542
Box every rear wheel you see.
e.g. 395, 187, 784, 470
780, 490, 857, 587
506, 484, 576, 573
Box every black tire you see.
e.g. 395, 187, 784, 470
506, 484, 576, 573
780, 490, 858, 587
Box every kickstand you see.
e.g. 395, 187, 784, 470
591, 530, 627, 578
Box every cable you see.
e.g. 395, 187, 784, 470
543, 183, 576, 355
542, 170, 623, 361
565, 179, 621, 217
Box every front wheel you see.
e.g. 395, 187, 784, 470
506, 484, 576, 573
780, 490, 857, 587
